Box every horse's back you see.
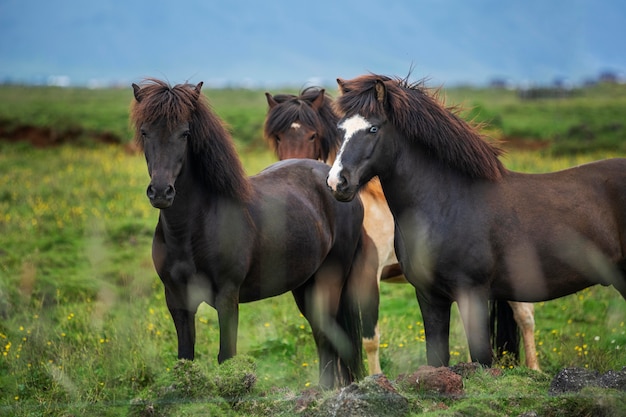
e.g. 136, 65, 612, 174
252, 158, 363, 244
504, 158, 626, 226
239, 159, 363, 297
491, 158, 626, 300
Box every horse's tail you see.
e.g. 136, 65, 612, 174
490, 300, 520, 363
337, 234, 367, 384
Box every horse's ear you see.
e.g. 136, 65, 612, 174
337, 78, 347, 94
265, 92, 278, 109
132, 83, 142, 102
375, 79, 387, 104
311, 89, 325, 110
194, 81, 204, 96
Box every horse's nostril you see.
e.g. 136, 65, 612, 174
335, 175, 348, 191
146, 185, 156, 199
165, 185, 175, 199
327, 171, 349, 192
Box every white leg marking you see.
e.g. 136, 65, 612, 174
327, 115, 371, 190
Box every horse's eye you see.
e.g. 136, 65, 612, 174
309, 133, 317, 142
369, 126, 379, 133
275, 135, 281, 143
181, 131, 191, 140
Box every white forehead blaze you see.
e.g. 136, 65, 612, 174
290, 122, 301, 130
328, 114, 372, 190
338, 115, 371, 141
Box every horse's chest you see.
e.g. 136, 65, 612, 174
393, 211, 490, 287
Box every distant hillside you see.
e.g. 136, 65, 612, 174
0, 0, 625, 87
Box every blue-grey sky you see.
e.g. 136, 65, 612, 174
0, 0, 624, 87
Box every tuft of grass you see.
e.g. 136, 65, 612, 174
129, 356, 261, 417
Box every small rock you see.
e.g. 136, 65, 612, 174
549, 367, 600, 395
597, 368, 626, 391
397, 365, 464, 398
449, 362, 482, 377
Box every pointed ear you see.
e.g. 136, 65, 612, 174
194, 81, 204, 96
132, 83, 142, 102
336, 78, 347, 94
375, 79, 386, 104
311, 89, 325, 110
265, 92, 278, 109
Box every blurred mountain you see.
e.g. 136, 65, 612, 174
0, 0, 624, 87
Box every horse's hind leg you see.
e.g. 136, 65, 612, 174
291, 275, 344, 389
509, 301, 540, 370
363, 325, 381, 375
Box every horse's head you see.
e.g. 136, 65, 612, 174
327, 78, 395, 202
329, 73, 506, 196
264, 88, 339, 162
131, 80, 203, 209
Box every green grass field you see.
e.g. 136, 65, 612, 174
1, 84, 626, 416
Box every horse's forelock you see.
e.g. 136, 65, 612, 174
335, 76, 386, 119
130, 79, 199, 144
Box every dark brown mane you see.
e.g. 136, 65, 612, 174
335, 74, 506, 181
264, 87, 341, 162
130, 78, 251, 201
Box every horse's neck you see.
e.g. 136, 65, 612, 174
159, 161, 251, 240
157, 164, 206, 233
380, 142, 472, 218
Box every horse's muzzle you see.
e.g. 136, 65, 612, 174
327, 174, 357, 202
147, 183, 176, 209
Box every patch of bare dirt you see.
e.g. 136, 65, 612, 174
0, 120, 123, 148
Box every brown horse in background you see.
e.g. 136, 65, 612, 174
130, 78, 368, 388
327, 73, 626, 368
266, 86, 540, 371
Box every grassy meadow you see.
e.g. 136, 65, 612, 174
0, 83, 626, 416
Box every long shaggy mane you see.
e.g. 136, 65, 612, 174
335, 74, 506, 181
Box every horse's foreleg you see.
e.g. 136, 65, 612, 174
457, 289, 493, 366
509, 301, 540, 370
215, 284, 240, 364
349, 232, 382, 375
165, 288, 196, 360
417, 290, 452, 367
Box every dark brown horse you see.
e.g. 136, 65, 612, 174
265, 86, 540, 371
327, 74, 626, 367
130, 78, 366, 388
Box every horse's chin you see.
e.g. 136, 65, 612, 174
331, 187, 358, 202
150, 198, 174, 209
